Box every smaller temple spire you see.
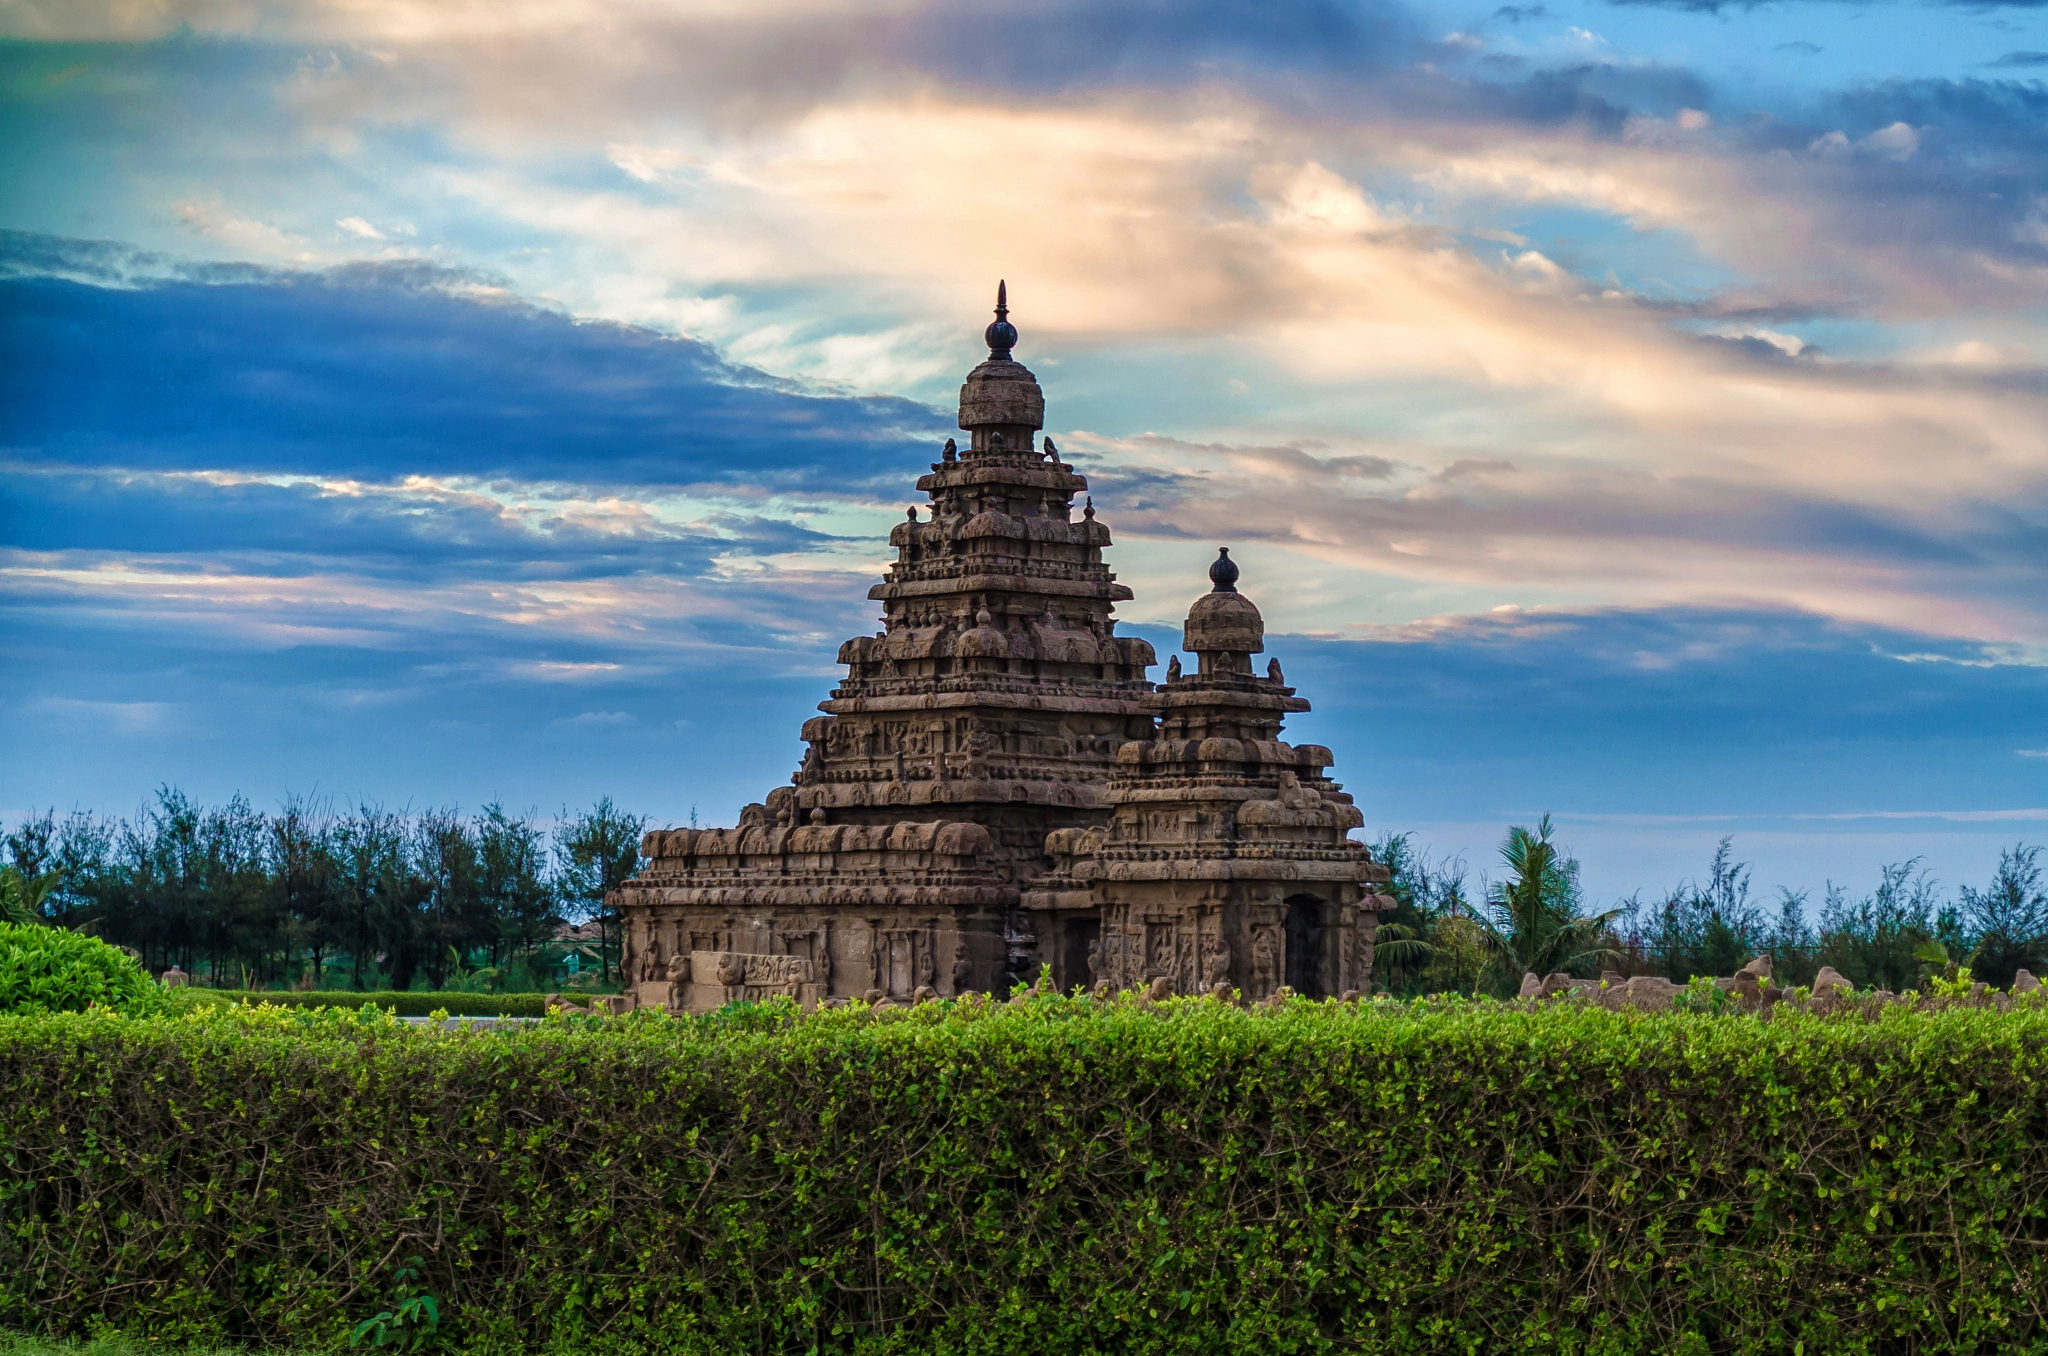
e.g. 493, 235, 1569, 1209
985, 279, 1019, 360
1208, 546, 1240, 593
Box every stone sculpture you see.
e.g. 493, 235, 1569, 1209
665, 952, 689, 1011
1514, 955, 2047, 1014
612, 284, 1394, 1012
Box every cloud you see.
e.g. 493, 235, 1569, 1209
25, 697, 176, 734
8, 0, 2048, 899
1604, 0, 2045, 10
13, 216, 2048, 667
0, 251, 951, 692
1985, 51, 2048, 67
6, 0, 1419, 110
0, 236, 949, 491
1273, 606, 2048, 852
173, 200, 314, 259
1067, 385, 2048, 645
556, 710, 637, 726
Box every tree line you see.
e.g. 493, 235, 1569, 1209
2, 789, 647, 991
1368, 819, 2048, 997
8, 791, 2045, 997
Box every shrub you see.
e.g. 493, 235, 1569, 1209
0, 923, 164, 1017
212, 991, 558, 1018
3, 996, 2048, 1354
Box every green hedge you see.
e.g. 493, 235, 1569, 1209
173, 991, 563, 1018
0, 923, 164, 1018
3, 996, 2047, 1354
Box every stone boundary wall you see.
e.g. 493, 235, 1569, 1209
1520, 954, 2046, 1014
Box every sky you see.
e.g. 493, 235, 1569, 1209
3, 0, 2048, 908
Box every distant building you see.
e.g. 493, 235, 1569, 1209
547, 918, 607, 980
613, 286, 1393, 1011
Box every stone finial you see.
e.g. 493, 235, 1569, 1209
1267, 658, 1284, 685
1083, 496, 1095, 520
810, 807, 827, 826
958, 285, 1044, 435
906, 505, 918, 522
1208, 546, 1240, 593
942, 437, 957, 461
1166, 655, 1182, 681
985, 279, 1018, 360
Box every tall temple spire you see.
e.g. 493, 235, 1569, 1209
985, 279, 1018, 360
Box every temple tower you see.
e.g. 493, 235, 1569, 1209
791, 283, 1157, 893
1025, 552, 1395, 999
612, 287, 1391, 1011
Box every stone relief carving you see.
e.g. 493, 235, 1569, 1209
1200, 932, 1231, 987
1252, 927, 1279, 998
666, 951, 690, 1010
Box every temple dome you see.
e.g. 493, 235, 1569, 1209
1182, 550, 1264, 655
958, 608, 1011, 658
1183, 591, 1264, 655
959, 359, 1044, 432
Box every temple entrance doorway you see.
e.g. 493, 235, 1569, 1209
1060, 916, 1100, 995
1284, 895, 1328, 998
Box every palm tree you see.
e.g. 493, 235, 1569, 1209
1472, 815, 1622, 991
0, 866, 59, 927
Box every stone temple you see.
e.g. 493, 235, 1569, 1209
613, 285, 1394, 1011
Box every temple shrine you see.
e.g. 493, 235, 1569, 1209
612, 286, 1394, 1011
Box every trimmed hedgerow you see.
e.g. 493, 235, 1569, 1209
208, 991, 560, 1018
2, 996, 2047, 1355
0, 923, 165, 1018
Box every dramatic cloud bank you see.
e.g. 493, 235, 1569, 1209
4, 0, 2047, 898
